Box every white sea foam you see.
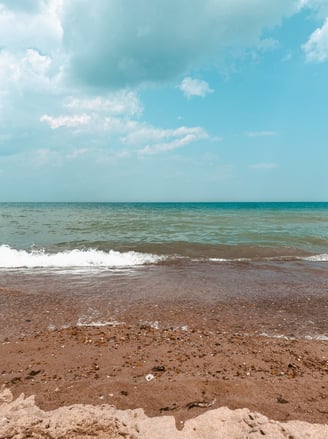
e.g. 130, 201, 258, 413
0, 245, 164, 268
211, 254, 328, 263
302, 254, 328, 262
304, 334, 328, 341
209, 257, 250, 262
260, 332, 328, 341
77, 318, 124, 328
260, 332, 294, 340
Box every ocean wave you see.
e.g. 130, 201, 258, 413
302, 254, 328, 262
210, 253, 328, 263
0, 245, 164, 268
209, 257, 251, 262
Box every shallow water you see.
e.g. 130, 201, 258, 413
0, 259, 327, 341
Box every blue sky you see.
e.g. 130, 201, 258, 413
0, 0, 328, 201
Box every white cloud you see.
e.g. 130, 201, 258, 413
121, 125, 206, 145
134, 126, 209, 155
138, 134, 199, 155
303, 17, 328, 62
0, 49, 57, 92
249, 162, 279, 169
64, 91, 143, 117
0, 0, 64, 102
246, 131, 277, 137
0, 0, 62, 53
179, 77, 214, 98
40, 113, 91, 129
40, 95, 211, 155
22, 49, 52, 77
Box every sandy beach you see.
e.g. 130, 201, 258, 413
0, 262, 327, 437
1, 316, 327, 424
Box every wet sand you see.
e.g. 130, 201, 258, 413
0, 261, 327, 432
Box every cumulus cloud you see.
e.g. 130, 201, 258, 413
0, 0, 62, 52
0, 49, 57, 93
62, 0, 298, 89
64, 91, 143, 117
40, 114, 91, 129
179, 77, 213, 98
303, 17, 328, 62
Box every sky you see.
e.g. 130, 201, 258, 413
0, 0, 328, 202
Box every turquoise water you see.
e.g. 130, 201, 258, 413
0, 202, 328, 267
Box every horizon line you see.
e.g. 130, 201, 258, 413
0, 201, 327, 204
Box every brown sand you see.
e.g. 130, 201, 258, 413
0, 266, 327, 438
1, 303, 328, 427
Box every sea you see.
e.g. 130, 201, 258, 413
0, 202, 327, 339
1, 202, 328, 267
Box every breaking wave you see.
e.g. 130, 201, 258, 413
302, 254, 328, 262
0, 245, 164, 268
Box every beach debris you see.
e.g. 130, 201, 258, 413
10, 377, 21, 384
139, 324, 151, 330
186, 398, 216, 410
145, 373, 155, 382
160, 403, 178, 412
25, 370, 41, 379
288, 363, 296, 368
277, 395, 289, 404
152, 365, 166, 372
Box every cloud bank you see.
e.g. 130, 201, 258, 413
62, 0, 299, 89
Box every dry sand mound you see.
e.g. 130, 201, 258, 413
1, 388, 327, 439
